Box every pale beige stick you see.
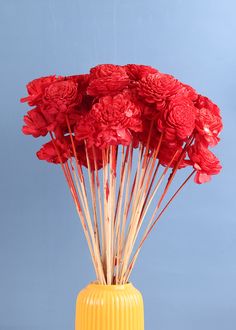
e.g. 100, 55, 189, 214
108, 146, 113, 283
67, 161, 106, 283
119, 153, 164, 283
123, 170, 196, 283
69, 159, 93, 227
157, 136, 194, 209
64, 161, 102, 281
66, 164, 101, 281
84, 142, 100, 253
129, 149, 181, 260
118, 146, 133, 236
120, 142, 162, 283
120, 144, 153, 283
49, 132, 101, 280
119, 145, 141, 283
130, 120, 154, 208
102, 148, 110, 284
50, 130, 103, 282
76, 160, 106, 284
125, 144, 153, 242
101, 149, 107, 281
114, 146, 125, 226
92, 146, 104, 265
123, 147, 187, 282
122, 147, 161, 260
65, 116, 100, 248
120, 144, 141, 250
114, 146, 129, 283
68, 158, 106, 284
140, 135, 163, 202
128, 144, 144, 219
118, 145, 138, 282
119, 146, 133, 242
109, 145, 117, 283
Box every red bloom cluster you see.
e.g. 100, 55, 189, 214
21, 64, 223, 184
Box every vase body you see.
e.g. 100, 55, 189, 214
75, 282, 144, 330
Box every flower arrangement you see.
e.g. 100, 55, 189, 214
21, 64, 222, 285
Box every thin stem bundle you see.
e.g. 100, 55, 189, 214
53, 135, 194, 284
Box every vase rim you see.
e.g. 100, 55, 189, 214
88, 281, 133, 290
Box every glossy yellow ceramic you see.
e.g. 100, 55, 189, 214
75, 282, 144, 330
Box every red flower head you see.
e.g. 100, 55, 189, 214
20, 75, 63, 106
158, 141, 188, 169
157, 96, 196, 141
181, 83, 198, 101
87, 64, 129, 96
74, 113, 96, 146
21, 64, 223, 186
65, 74, 90, 93
195, 95, 223, 146
188, 141, 222, 184
90, 92, 142, 147
124, 64, 159, 81
36, 137, 73, 164
43, 80, 81, 113
137, 73, 184, 110
22, 108, 48, 138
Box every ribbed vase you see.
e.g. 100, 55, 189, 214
75, 282, 144, 330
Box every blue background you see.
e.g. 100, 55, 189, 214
0, 0, 235, 329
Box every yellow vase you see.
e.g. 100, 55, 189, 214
75, 282, 144, 330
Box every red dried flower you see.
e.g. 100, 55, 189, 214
158, 141, 188, 169
157, 96, 196, 141
21, 64, 223, 185
22, 108, 48, 137
43, 80, 81, 113
137, 73, 184, 110
20, 75, 63, 106
87, 64, 129, 96
181, 83, 198, 101
36, 137, 73, 164
90, 92, 142, 147
188, 141, 222, 183
66, 74, 90, 91
195, 95, 223, 146
74, 113, 96, 146
124, 64, 159, 81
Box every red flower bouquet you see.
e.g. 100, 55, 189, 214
21, 64, 223, 285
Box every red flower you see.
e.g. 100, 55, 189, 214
20, 75, 63, 106
87, 64, 129, 96
157, 96, 196, 141
195, 95, 223, 146
43, 80, 81, 113
137, 73, 184, 110
91, 93, 142, 147
36, 137, 73, 164
21, 64, 223, 185
181, 83, 198, 101
74, 113, 96, 146
188, 141, 222, 183
22, 108, 48, 138
158, 141, 188, 169
124, 64, 159, 81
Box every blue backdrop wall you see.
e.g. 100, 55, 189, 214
0, 1, 235, 329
